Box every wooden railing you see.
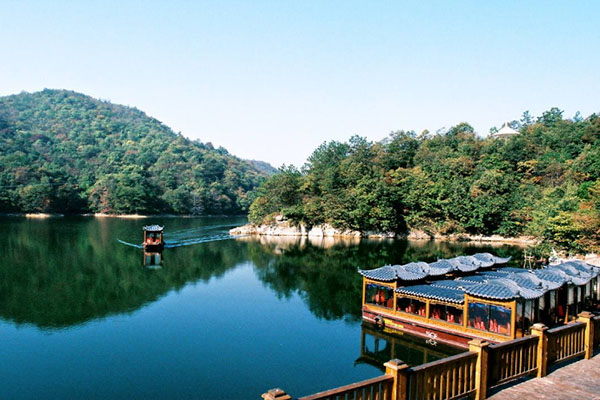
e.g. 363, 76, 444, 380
487, 335, 538, 387
546, 322, 586, 365
297, 375, 394, 400
263, 312, 599, 400
407, 352, 478, 400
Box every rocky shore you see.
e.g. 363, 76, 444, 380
229, 217, 537, 244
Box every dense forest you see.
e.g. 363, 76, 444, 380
249, 109, 600, 253
0, 90, 270, 215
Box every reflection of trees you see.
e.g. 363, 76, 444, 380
0, 217, 524, 329
0, 217, 248, 328
246, 237, 523, 322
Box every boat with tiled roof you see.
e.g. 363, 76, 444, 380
143, 225, 164, 250
359, 254, 600, 348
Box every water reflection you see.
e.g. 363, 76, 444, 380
143, 251, 163, 269
245, 236, 523, 321
0, 217, 523, 329
357, 324, 464, 372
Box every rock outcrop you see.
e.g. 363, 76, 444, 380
230, 216, 537, 244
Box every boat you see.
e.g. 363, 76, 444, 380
359, 253, 600, 348
143, 225, 164, 250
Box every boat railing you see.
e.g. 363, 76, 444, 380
262, 311, 599, 400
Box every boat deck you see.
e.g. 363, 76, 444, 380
488, 352, 600, 400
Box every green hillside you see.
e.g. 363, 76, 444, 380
0, 89, 270, 215
249, 109, 600, 253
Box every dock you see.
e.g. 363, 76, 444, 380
262, 312, 600, 400
488, 352, 600, 400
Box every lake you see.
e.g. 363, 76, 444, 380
0, 216, 523, 399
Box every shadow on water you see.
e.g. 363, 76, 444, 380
0, 217, 524, 329
356, 324, 464, 372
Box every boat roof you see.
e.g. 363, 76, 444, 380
143, 225, 164, 232
358, 253, 512, 282
396, 284, 465, 304
368, 258, 600, 303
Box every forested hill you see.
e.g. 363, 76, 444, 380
249, 109, 600, 253
0, 89, 272, 215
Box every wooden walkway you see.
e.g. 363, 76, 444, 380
488, 353, 600, 400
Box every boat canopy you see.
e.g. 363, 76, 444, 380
358, 253, 512, 282
143, 225, 164, 232
390, 261, 600, 303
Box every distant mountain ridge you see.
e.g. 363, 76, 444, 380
0, 89, 269, 214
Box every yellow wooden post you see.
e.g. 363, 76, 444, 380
261, 388, 291, 400
468, 339, 489, 400
577, 311, 595, 359
530, 323, 548, 377
384, 359, 409, 400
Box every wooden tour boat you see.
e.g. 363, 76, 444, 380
143, 225, 164, 250
359, 253, 600, 348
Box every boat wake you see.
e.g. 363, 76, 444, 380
117, 223, 245, 249
117, 239, 143, 248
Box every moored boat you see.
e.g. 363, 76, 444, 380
359, 253, 600, 348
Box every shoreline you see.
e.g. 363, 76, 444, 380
229, 222, 537, 245
0, 213, 247, 219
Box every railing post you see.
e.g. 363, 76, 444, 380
531, 323, 549, 377
384, 359, 409, 400
468, 339, 489, 400
577, 311, 595, 359
261, 388, 292, 400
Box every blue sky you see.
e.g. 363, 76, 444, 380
1, 1, 598, 167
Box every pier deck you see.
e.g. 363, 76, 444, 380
488, 353, 600, 400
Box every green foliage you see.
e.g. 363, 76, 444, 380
0, 90, 270, 214
249, 111, 600, 253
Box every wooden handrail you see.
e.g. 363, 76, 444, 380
547, 321, 585, 334
298, 374, 394, 400
269, 313, 599, 400
547, 321, 587, 365
488, 335, 537, 350
410, 351, 475, 372
487, 335, 538, 387
408, 351, 478, 400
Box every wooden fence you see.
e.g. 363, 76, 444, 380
546, 322, 586, 364
296, 375, 394, 400
407, 352, 478, 400
487, 336, 538, 387
262, 312, 599, 400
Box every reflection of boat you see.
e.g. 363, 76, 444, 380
143, 251, 163, 269
355, 323, 463, 372
359, 253, 600, 348
143, 225, 164, 250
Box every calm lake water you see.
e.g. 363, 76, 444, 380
0, 217, 523, 399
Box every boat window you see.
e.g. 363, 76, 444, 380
365, 283, 394, 309
489, 305, 511, 336
567, 287, 575, 305
467, 302, 489, 331
429, 303, 446, 321
396, 297, 426, 317
430, 303, 463, 325
468, 302, 512, 336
